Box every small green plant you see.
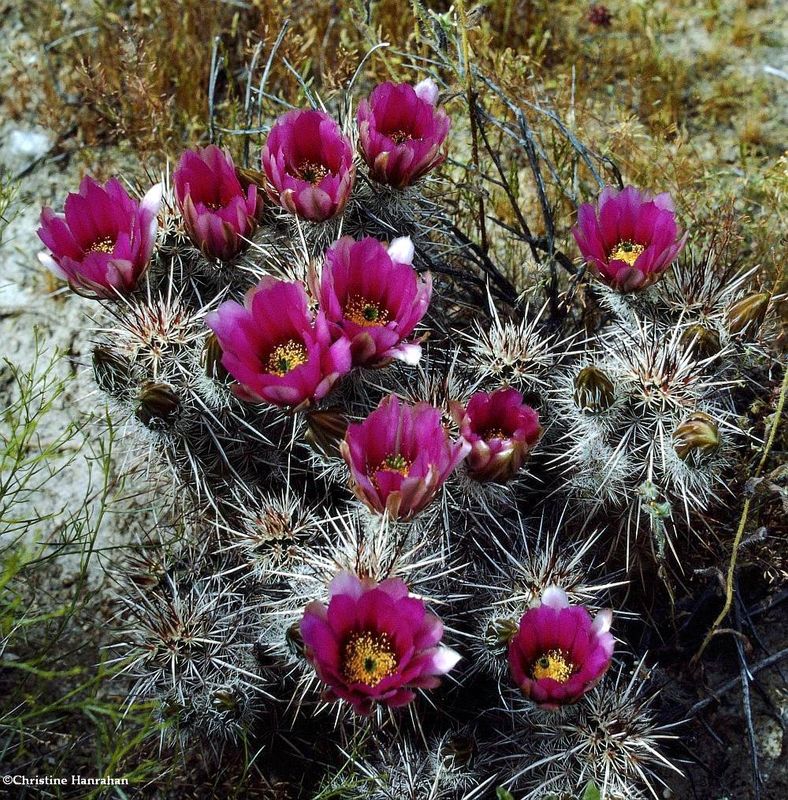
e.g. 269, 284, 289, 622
0, 169, 20, 248
0, 340, 162, 797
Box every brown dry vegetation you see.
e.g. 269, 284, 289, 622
5, 1, 785, 282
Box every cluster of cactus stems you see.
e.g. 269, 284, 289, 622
34, 26, 781, 800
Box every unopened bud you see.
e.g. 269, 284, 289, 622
202, 332, 229, 381
136, 382, 180, 427
440, 734, 476, 770
236, 166, 267, 197
304, 406, 349, 457
727, 292, 770, 335
673, 412, 720, 460
680, 324, 720, 359
574, 365, 615, 412
212, 689, 238, 711
485, 617, 519, 649
92, 346, 130, 395
285, 621, 305, 658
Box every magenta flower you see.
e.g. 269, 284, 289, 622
508, 586, 614, 709
316, 235, 432, 367
572, 185, 687, 292
38, 176, 162, 299
261, 109, 355, 223
340, 395, 469, 521
357, 78, 451, 189
300, 571, 460, 715
451, 388, 542, 483
205, 277, 352, 408
174, 145, 262, 261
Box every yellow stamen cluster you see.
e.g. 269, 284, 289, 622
371, 453, 412, 489
380, 454, 411, 476
481, 427, 508, 440
609, 240, 645, 266
531, 649, 575, 683
389, 129, 414, 144
266, 340, 308, 376
344, 296, 390, 327
342, 630, 398, 686
87, 235, 115, 254
297, 160, 329, 184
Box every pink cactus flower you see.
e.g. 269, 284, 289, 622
300, 571, 461, 715
174, 145, 262, 261
340, 395, 470, 521
261, 109, 355, 223
451, 388, 542, 483
357, 78, 451, 188
316, 235, 432, 367
38, 176, 162, 299
508, 586, 615, 709
572, 185, 687, 292
205, 277, 352, 408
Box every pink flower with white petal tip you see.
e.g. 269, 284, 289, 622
357, 78, 451, 188
508, 586, 614, 709
205, 277, 352, 409
300, 571, 461, 715
572, 185, 687, 292
316, 235, 432, 367
38, 176, 162, 299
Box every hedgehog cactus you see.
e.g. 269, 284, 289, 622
34, 38, 781, 800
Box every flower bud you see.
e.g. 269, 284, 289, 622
92, 346, 130, 395
212, 689, 238, 711
485, 617, 519, 649
286, 621, 305, 658
588, 3, 613, 26
440, 734, 476, 770
637, 480, 672, 518
673, 412, 720, 460
235, 166, 268, 194
680, 324, 721, 359
727, 292, 770, 335
136, 382, 180, 427
202, 332, 229, 381
304, 407, 349, 457
254, 506, 294, 542
574, 365, 615, 412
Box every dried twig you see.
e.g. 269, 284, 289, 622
208, 36, 222, 144
688, 647, 788, 716
693, 365, 788, 664
734, 593, 762, 799
517, 110, 560, 321
456, 0, 488, 254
